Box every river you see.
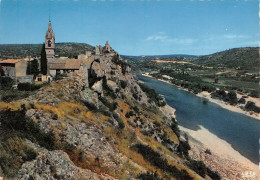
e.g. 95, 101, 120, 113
137, 74, 260, 165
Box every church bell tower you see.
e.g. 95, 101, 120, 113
45, 20, 55, 62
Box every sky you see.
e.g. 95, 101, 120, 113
0, 0, 258, 56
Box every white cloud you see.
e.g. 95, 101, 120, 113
239, 41, 259, 46
223, 34, 247, 39
146, 33, 198, 45
146, 35, 168, 41
204, 34, 249, 42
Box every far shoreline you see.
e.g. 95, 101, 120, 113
140, 73, 260, 121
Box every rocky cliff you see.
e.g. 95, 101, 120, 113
0, 52, 220, 179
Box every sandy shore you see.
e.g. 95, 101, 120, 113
197, 91, 260, 121
180, 125, 260, 180
141, 73, 260, 179
141, 73, 260, 121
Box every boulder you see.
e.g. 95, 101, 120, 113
80, 88, 99, 109
91, 61, 104, 78
107, 80, 118, 92
91, 80, 103, 94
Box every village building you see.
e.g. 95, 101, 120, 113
78, 51, 93, 60
49, 58, 83, 77
95, 45, 103, 56
0, 59, 34, 83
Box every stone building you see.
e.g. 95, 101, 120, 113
78, 51, 93, 60
102, 41, 116, 56
49, 58, 83, 77
0, 59, 28, 81
45, 20, 55, 62
95, 45, 103, 56
103, 41, 112, 53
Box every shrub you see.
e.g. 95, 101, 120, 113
137, 171, 163, 180
225, 90, 238, 105
249, 90, 259, 98
82, 100, 97, 111
113, 112, 125, 129
133, 106, 139, 113
205, 149, 211, 155
125, 111, 135, 118
1, 90, 32, 102
238, 98, 246, 104
206, 167, 221, 180
133, 93, 139, 100
120, 80, 127, 89
132, 144, 193, 179
17, 83, 42, 91
245, 101, 260, 113
0, 136, 37, 178
171, 120, 180, 138
177, 140, 191, 158
185, 160, 207, 178
0, 76, 14, 90
98, 97, 117, 111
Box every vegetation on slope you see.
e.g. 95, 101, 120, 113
0, 43, 94, 59
194, 47, 260, 70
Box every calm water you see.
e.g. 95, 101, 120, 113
137, 74, 260, 165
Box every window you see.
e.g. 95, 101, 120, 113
48, 40, 52, 47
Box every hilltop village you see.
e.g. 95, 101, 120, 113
0, 21, 121, 85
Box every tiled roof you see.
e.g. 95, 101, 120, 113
50, 58, 82, 70
0, 59, 24, 64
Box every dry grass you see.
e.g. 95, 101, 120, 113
0, 102, 24, 111
34, 103, 64, 118
65, 147, 116, 178
0, 136, 36, 178
58, 102, 87, 119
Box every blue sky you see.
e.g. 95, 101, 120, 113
0, 0, 258, 55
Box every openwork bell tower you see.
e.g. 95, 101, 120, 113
45, 20, 55, 62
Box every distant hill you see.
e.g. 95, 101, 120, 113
122, 54, 197, 62
193, 47, 259, 70
0, 43, 94, 59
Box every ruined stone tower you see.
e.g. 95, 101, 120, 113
103, 41, 111, 53
45, 20, 55, 62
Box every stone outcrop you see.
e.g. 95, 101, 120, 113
18, 150, 115, 180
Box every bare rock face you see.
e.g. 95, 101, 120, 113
65, 123, 121, 170
91, 61, 104, 78
106, 80, 118, 92
91, 79, 103, 94
17, 150, 115, 180
80, 88, 99, 108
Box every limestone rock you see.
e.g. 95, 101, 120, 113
91, 79, 103, 94
91, 61, 104, 78
107, 80, 118, 92
17, 150, 115, 180
80, 88, 99, 108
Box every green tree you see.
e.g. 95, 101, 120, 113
40, 44, 47, 75
26, 59, 39, 76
